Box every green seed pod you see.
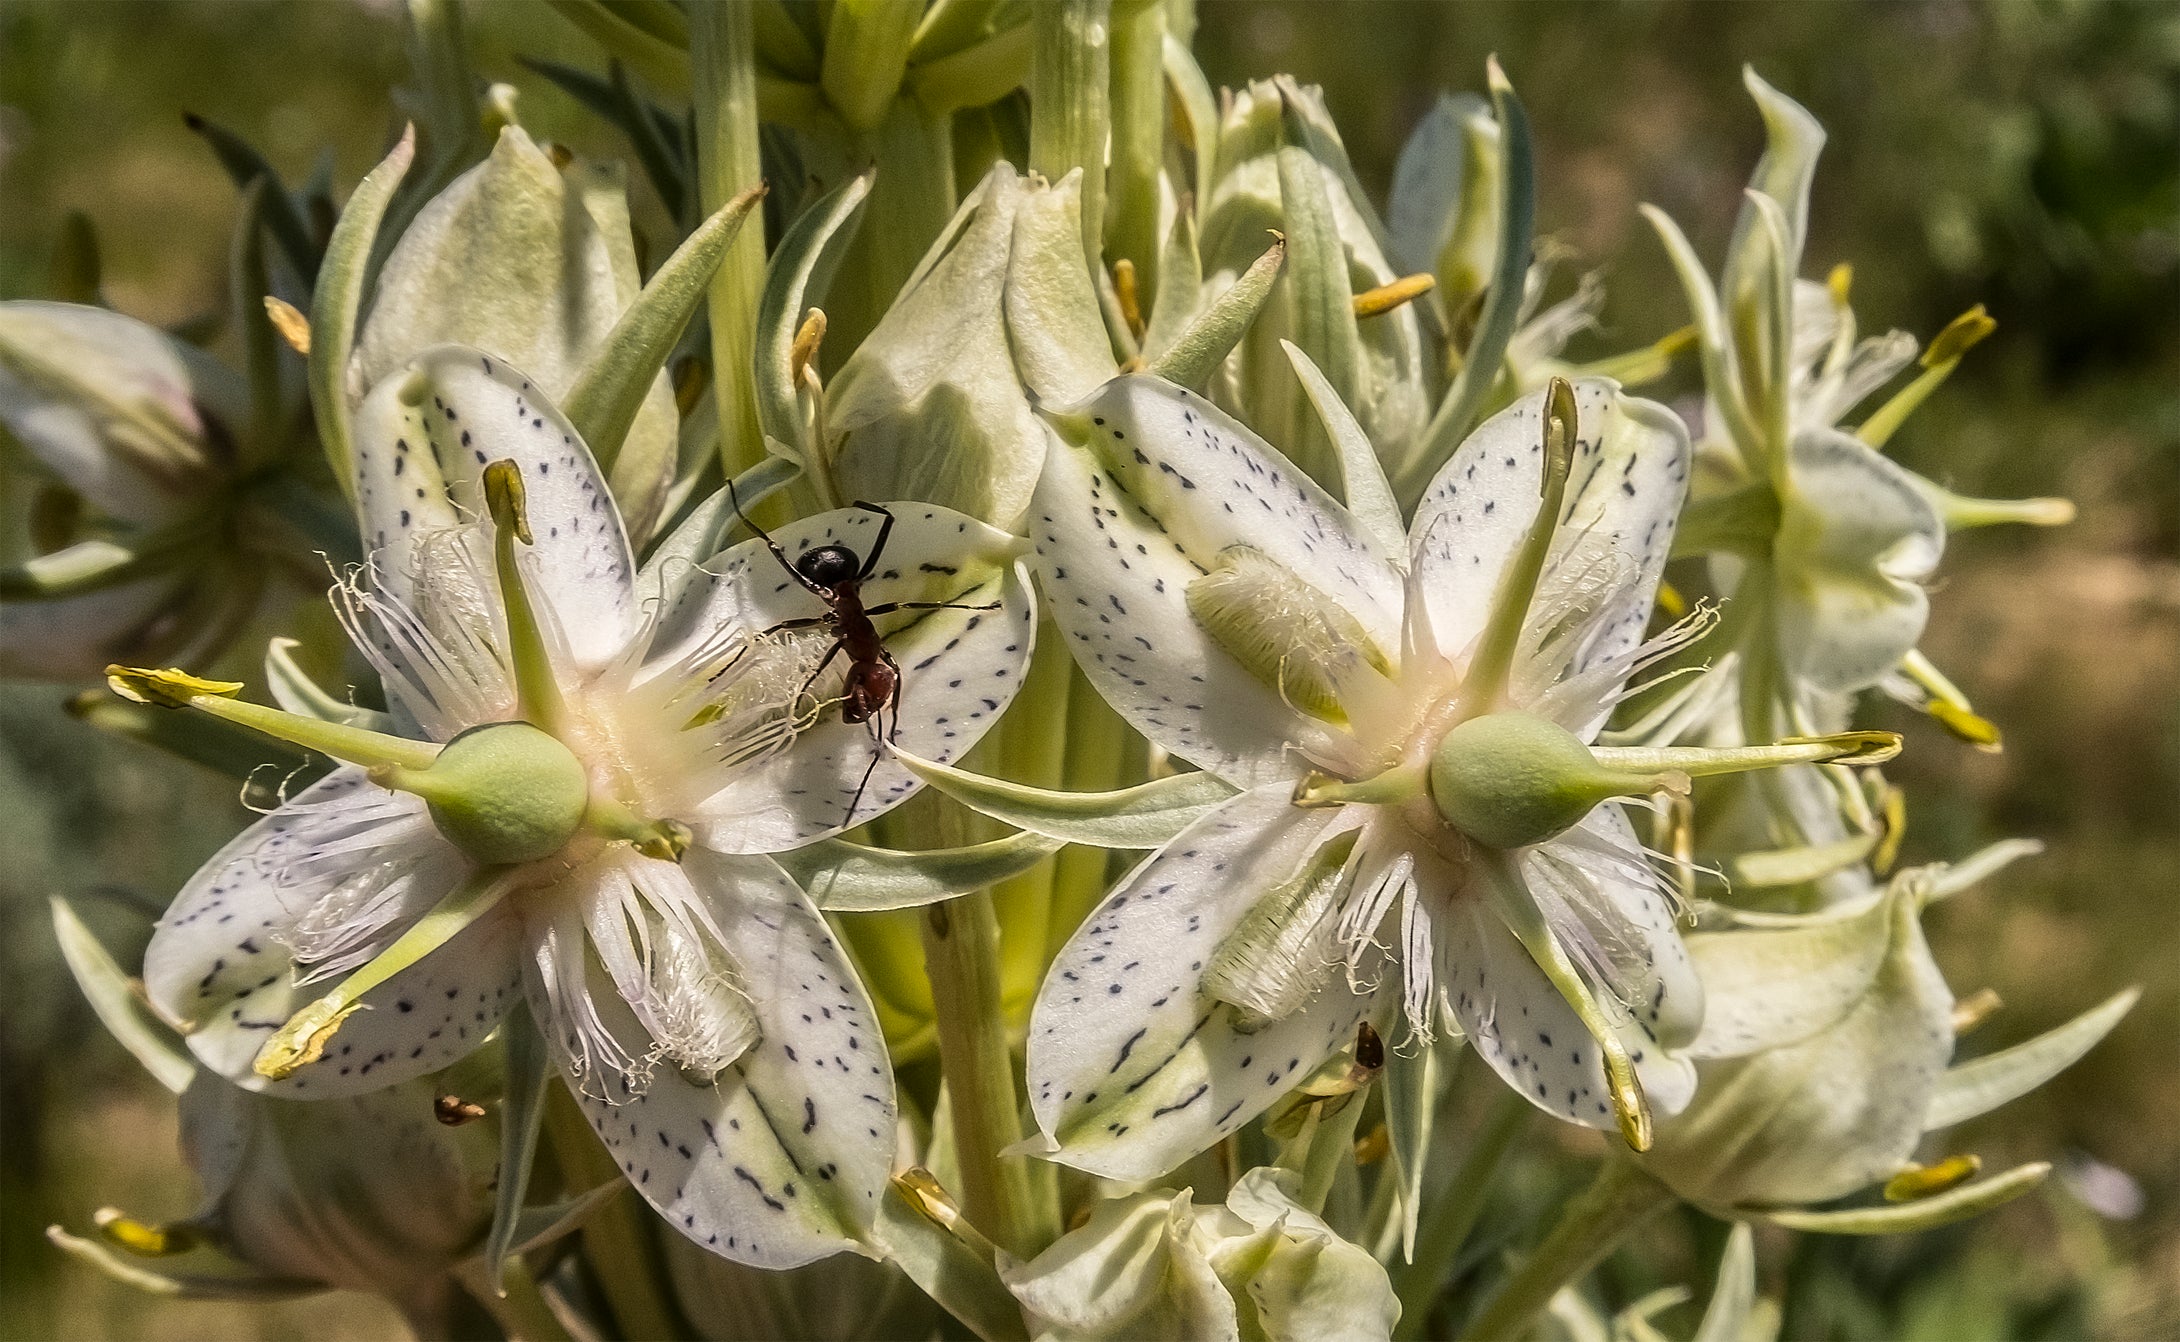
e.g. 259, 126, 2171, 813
1429, 711, 1644, 850
392, 721, 589, 865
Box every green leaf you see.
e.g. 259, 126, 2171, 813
911, 19, 1034, 116
1691, 1223, 1758, 1342
184, 113, 319, 283
517, 57, 689, 222
309, 126, 415, 503
1147, 232, 1285, 389
1641, 203, 1760, 458
1140, 204, 1203, 363
1382, 1029, 1439, 1263
784, 831, 1066, 912
875, 1173, 1031, 1342
1923, 988, 2139, 1131
1160, 34, 1219, 199
1407, 60, 1535, 499
505, 1181, 624, 1258
637, 453, 802, 595
50, 897, 196, 1095
1750, 1162, 2050, 1235
892, 749, 1240, 850
544, 0, 690, 93
483, 999, 553, 1294
564, 181, 763, 486
1283, 339, 1406, 563
753, 175, 873, 462
264, 638, 391, 731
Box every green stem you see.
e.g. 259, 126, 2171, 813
1029, 0, 1112, 272
1463, 1159, 1676, 1342
1103, 0, 1166, 287
921, 890, 1057, 1259
1391, 1087, 1528, 1342
542, 1087, 686, 1341
691, 0, 769, 479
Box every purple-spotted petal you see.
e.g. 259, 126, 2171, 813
351, 345, 637, 672
1027, 784, 1381, 1181
1032, 375, 1402, 786
540, 852, 894, 1268
143, 768, 523, 1098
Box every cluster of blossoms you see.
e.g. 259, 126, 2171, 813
7, 4, 2130, 1340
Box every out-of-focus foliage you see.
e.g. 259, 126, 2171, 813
1, 2, 2174, 1339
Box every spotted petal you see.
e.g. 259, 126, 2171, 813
1434, 893, 1694, 1132
1027, 784, 1382, 1181
1408, 379, 1689, 720
142, 768, 524, 1099
352, 344, 637, 672
1032, 375, 1404, 787
543, 852, 894, 1268
1773, 427, 1945, 693
643, 502, 1036, 850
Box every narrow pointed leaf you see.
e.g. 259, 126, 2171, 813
309, 126, 414, 501
1141, 205, 1204, 363
1283, 339, 1406, 563
544, 0, 690, 92
636, 453, 801, 600
1148, 234, 1285, 389
484, 999, 551, 1294
184, 113, 319, 282
1750, 1162, 2050, 1234
1409, 66, 1534, 496
891, 748, 1239, 849
264, 637, 390, 730
1691, 1224, 1758, 1342
50, 897, 196, 1095
785, 831, 1067, 912
506, 1181, 626, 1257
1923, 988, 2139, 1131
1383, 1031, 1439, 1263
563, 182, 764, 480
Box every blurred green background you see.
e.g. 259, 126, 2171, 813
1, 1, 2174, 1338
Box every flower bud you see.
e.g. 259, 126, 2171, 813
822, 163, 1116, 532
378, 720, 590, 865
1430, 711, 1655, 851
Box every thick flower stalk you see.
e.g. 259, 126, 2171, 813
1007, 367, 1890, 1179
120, 347, 1036, 1267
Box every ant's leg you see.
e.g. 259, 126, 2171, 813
880, 648, 904, 744
862, 599, 1004, 616
841, 652, 900, 826
850, 502, 895, 582
730, 478, 829, 598
794, 638, 847, 715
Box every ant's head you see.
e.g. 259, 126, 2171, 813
794, 544, 860, 590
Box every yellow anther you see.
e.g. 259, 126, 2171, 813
482, 459, 533, 545
93, 1208, 197, 1257
263, 296, 311, 355
1873, 784, 1908, 875
1884, 1153, 1982, 1202
1112, 257, 1146, 340
1928, 698, 2003, 751
1923, 305, 1995, 368
1353, 273, 1437, 318
1951, 987, 2004, 1035
789, 309, 828, 388
1826, 262, 1854, 309
1655, 580, 1688, 619
106, 666, 243, 709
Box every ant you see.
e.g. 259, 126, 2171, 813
726, 483, 1000, 824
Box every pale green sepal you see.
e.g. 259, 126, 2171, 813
875, 1174, 1031, 1342
1163, 35, 1220, 199
483, 998, 550, 1295
1730, 832, 1878, 889
1749, 1162, 2050, 1235
309, 125, 415, 502
1923, 988, 2138, 1131
1639, 204, 1756, 457
1386, 92, 1490, 285
1283, 339, 1406, 564
264, 638, 392, 732
1923, 837, 2044, 904
564, 183, 763, 521
1690, 1223, 1759, 1342
1408, 62, 1535, 499
0, 540, 152, 600
1382, 1034, 1439, 1263
753, 175, 872, 466
544, 0, 690, 92
785, 831, 1067, 912
635, 454, 801, 607
891, 748, 1240, 849
1142, 205, 1205, 364
1722, 69, 1825, 337
1273, 81, 1365, 464
44, 1227, 318, 1301
50, 897, 196, 1095
1684, 895, 1890, 1059
1149, 233, 1285, 389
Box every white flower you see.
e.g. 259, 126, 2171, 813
1019, 369, 1712, 1180
1001, 1167, 1398, 1342
129, 345, 1038, 1267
